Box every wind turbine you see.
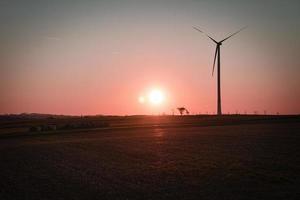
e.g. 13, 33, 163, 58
193, 26, 246, 115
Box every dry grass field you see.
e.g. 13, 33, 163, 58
0, 115, 299, 199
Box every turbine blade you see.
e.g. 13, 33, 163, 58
212, 47, 218, 76
193, 26, 218, 44
220, 26, 247, 43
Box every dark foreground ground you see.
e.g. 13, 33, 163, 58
0, 116, 299, 199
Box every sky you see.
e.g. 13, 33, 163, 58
1, 0, 300, 115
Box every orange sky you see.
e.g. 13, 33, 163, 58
1, 0, 299, 115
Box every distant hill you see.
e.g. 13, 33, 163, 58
0, 113, 73, 120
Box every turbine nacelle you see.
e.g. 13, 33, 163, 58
193, 26, 246, 76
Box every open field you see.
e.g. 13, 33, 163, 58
0, 115, 299, 199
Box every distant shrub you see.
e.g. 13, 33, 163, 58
29, 121, 109, 132
29, 125, 56, 132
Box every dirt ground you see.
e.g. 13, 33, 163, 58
0, 116, 299, 199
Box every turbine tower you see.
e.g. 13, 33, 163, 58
193, 26, 246, 115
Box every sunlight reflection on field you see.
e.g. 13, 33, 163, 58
154, 128, 164, 138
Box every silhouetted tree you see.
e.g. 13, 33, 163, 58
177, 107, 189, 115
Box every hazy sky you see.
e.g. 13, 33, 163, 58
1, 0, 300, 115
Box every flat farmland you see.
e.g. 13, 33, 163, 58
0, 116, 299, 199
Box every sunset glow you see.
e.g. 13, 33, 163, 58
138, 96, 145, 104
0, 0, 299, 115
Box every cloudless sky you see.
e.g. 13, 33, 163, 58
1, 0, 299, 115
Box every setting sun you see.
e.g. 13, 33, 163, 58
148, 89, 165, 105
